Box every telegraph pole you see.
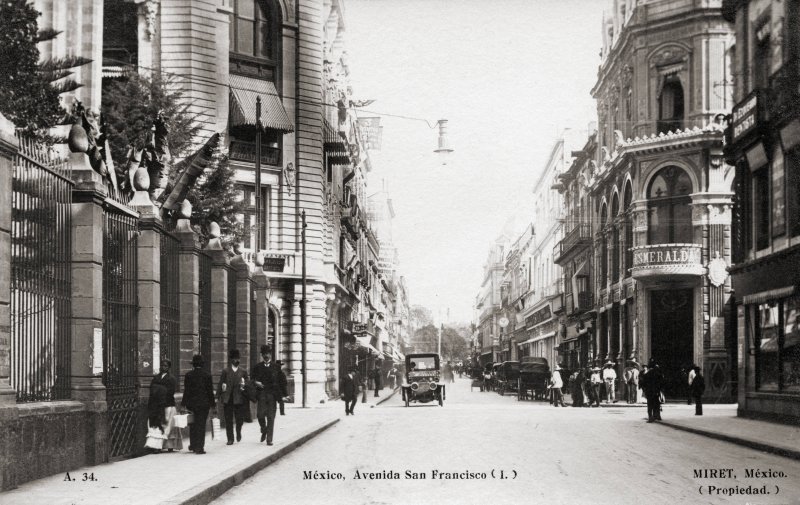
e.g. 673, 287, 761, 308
301, 210, 307, 408
255, 97, 262, 252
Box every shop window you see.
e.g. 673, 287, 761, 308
783, 297, 800, 391
752, 166, 770, 250
647, 166, 693, 244
756, 303, 780, 390
657, 75, 684, 134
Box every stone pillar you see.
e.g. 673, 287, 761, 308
204, 223, 229, 383
175, 202, 200, 378
131, 179, 162, 395
231, 255, 252, 367
0, 117, 17, 405
289, 294, 301, 377
69, 153, 109, 465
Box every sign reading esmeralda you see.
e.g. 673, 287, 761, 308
633, 245, 701, 267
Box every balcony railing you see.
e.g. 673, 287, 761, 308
229, 140, 281, 166
554, 224, 592, 264
656, 119, 683, 134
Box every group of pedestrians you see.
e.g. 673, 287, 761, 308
148, 345, 289, 456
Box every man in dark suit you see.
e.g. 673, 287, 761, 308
275, 360, 288, 415
340, 367, 359, 415
640, 357, 665, 423
182, 354, 215, 454
218, 348, 249, 445
251, 345, 282, 445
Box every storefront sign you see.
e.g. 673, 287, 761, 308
352, 322, 367, 334
732, 93, 758, 143
261, 256, 286, 272
772, 147, 786, 237
633, 245, 701, 267
525, 305, 552, 328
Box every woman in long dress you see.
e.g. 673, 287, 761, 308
150, 359, 183, 451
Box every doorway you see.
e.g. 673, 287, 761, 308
650, 289, 694, 399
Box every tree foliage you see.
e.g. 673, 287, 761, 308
410, 305, 434, 330
412, 324, 438, 354
440, 326, 469, 362
0, 0, 63, 133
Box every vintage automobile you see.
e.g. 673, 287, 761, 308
517, 356, 550, 401
401, 353, 446, 407
495, 361, 521, 396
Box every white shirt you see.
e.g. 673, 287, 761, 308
603, 368, 617, 381
551, 370, 563, 388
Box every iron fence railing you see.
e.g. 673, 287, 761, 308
160, 230, 180, 389
10, 135, 72, 402
199, 251, 212, 374
103, 204, 139, 459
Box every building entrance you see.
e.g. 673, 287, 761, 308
650, 289, 693, 399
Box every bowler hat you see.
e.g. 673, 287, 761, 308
228, 349, 240, 360
604, 361, 614, 366
260, 344, 272, 355
191, 354, 204, 367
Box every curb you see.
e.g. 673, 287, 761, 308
160, 418, 340, 505
658, 421, 800, 461
375, 387, 399, 406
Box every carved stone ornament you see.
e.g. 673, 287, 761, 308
143, 0, 159, 41
707, 252, 728, 287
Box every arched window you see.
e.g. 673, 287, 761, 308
611, 194, 620, 282
600, 204, 608, 285
229, 0, 280, 80
623, 181, 633, 275
658, 75, 684, 133
647, 166, 693, 244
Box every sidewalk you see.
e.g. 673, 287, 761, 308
0, 405, 340, 505
657, 404, 800, 461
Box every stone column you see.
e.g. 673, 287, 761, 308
130, 173, 162, 395
175, 202, 200, 378
204, 223, 229, 383
231, 255, 252, 366
69, 153, 109, 465
0, 117, 17, 405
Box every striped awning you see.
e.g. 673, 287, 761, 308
742, 286, 795, 306
229, 74, 294, 133
355, 336, 381, 355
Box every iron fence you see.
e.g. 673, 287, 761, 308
160, 230, 180, 389
10, 135, 72, 402
199, 251, 212, 374
103, 204, 139, 459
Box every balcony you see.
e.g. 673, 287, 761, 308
656, 119, 683, 135
229, 140, 281, 166
554, 224, 592, 264
576, 291, 593, 312
630, 243, 704, 281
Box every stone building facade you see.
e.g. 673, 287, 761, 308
589, 0, 736, 401
723, 0, 800, 423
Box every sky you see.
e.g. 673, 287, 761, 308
345, 0, 606, 324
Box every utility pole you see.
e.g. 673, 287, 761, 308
255, 97, 262, 253
301, 210, 307, 408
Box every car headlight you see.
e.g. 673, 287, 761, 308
410, 382, 419, 391
429, 382, 437, 390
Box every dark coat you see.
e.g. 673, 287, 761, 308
690, 373, 705, 396
218, 366, 249, 405
640, 367, 665, 397
150, 372, 177, 407
340, 373, 359, 400
182, 368, 215, 412
369, 368, 382, 388
252, 360, 282, 417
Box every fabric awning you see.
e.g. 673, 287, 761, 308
742, 286, 795, 306
229, 74, 294, 133
517, 331, 556, 346
355, 336, 381, 355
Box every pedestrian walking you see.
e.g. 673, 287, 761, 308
640, 358, 665, 422
218, 348, 248, 445
624, 363, 640, 404
590, 366, 602, 407
275, 360, 288, 415
571, 370, 584, 407
687, 364, 697, 405
251, 345, 283, 445
370, 364, 382, 397
550, 365, 567, 407
182, 354, 215, 454
387, 366, 398, 390
582, 367, 593, 407
340, 366, 359, 415
690, 365, 705, 415
148, 358, 183, 452
602, 361, 617, 403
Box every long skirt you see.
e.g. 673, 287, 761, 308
162, 406, 184, 450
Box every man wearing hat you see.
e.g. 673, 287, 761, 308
602, 361, 617, 403
550, 365, 566, 407
251, 345, 282, 445
590, 366, 602, 407
182, 354, 215, 454
640, 358, 665, 422
218, 348, 249, 445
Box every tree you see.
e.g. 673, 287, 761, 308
101, 72, 246, 249
440, 326, 469, 362
0, 1, 63, 133
410, 305, 433, 331
412, 324, 438, 353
